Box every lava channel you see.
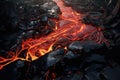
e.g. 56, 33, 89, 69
0, 0, 108, 70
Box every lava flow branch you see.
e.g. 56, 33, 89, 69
0, 0, 108, 70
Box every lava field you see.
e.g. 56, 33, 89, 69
0, 0, 120, 80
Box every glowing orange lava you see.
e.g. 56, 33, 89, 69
0, 0, 108, 70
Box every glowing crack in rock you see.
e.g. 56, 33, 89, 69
0, 0, 108, 70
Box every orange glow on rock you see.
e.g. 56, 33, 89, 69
0, 0, 108, 70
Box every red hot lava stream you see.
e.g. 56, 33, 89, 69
0, 0, 108, 70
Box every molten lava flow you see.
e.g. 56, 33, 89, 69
0, 0, 108, 70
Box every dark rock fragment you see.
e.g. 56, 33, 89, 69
63, 51, 80, 59
68, 41, 102, 53
47, 48, 65, 67
86, 54, 106, 63
101, 66, 120, 80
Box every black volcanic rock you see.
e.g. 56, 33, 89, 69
0, 60, 29, 80
63, 51, 80, 59
68, 41, 103, 53
46, 48, 65, 67
0, 0, 120, 80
